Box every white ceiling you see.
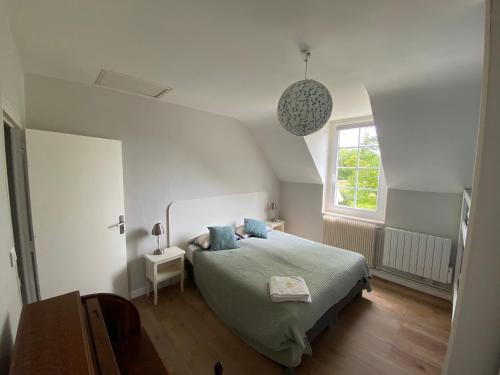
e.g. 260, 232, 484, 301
7, 0, 483, 127
7, 0, 485, 190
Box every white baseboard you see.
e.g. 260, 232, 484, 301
129, 287, 147, 299
371, 268, 452, 301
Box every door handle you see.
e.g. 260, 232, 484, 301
118, 215, 125, 234
110, 215, 125, 234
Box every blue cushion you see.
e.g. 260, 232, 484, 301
244, 218, 268, 239
207, 226, 238, 250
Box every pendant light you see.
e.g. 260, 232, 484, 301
277, 50, 333, 136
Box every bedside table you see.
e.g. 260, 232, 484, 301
144, 246, 185, 305
265, 219, 285, 232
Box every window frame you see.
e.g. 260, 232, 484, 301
323, 116, 387, 223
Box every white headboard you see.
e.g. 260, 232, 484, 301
167, 192, 269, 249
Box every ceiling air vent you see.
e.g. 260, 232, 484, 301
95, 69, 172, 98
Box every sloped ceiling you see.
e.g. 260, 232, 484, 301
252, 124, 322, 184
252, 81, 373, 185
368, 70, 482, 193
7, 0, 485, 190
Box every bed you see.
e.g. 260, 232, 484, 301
166, 192, 371, 372
191, 230, 370, 369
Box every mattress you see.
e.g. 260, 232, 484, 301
186, 243, 202, 263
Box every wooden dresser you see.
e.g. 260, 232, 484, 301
9, 291, 168, 374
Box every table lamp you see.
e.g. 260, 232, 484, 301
270, 202, 278, 222
152, 223, 165, 255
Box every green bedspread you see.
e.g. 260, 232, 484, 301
193, 230, 371, 368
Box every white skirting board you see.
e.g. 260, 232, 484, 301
130, 287, 147, 300
371, 268, 452, 301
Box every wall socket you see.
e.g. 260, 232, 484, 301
9, 248, 17, 267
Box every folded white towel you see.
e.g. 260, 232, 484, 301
269, 276, 312, 303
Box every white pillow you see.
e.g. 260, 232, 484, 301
235, 224, 273, 239
235, 225, 250, 239
192, 232, 210, 249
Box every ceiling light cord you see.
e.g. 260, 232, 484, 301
303, 50, 311, 80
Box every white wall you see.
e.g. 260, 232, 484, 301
280, 183, 462, 254
444, 1, 500, 373
279, 182, 323, 243
25, 73, 280, 295
0, 1, 24, 122
0, 0, 24, 371
385, 189, 462, 253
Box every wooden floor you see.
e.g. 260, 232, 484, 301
133, 277, 452, 375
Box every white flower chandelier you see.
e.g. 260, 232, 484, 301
277, 50, 333, 136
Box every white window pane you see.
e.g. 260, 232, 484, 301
358, 169, 379, 189
356, 190, 378, 211
360, 126, 378, 146
336, 168, 357, 188
337, 148, 358, 167
359, 147, 381, 168
329, 122, 385, 218
335, 188, 355, 208
338, 127, 359, 148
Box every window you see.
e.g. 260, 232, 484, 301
325, 119, 387, 222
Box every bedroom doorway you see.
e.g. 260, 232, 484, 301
3, 116, 39, 304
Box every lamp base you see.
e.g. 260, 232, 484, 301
153, 248, 164, 255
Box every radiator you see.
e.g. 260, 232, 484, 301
382, 227, 453, 284
323, 215, 377, 266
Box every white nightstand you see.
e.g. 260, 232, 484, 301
266, 219, 285, 232
144, 246, 185, 305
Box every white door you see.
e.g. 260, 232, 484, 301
26, 129, 128, 299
